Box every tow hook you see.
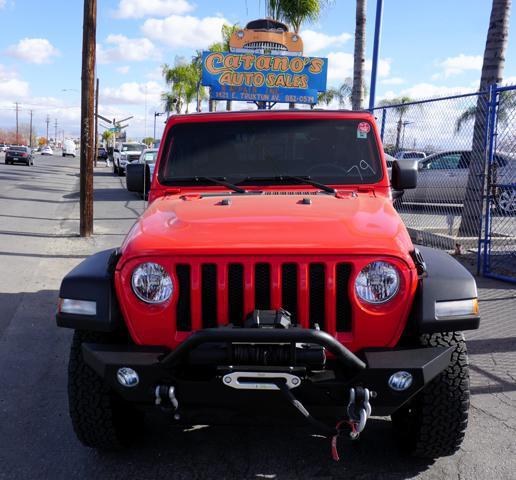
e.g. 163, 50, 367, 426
346, 387, 374, 439
155, 385, 180, 419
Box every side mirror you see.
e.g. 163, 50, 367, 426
126, 163, 148, 193
391, 159, 418, 190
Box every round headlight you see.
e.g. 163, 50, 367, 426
355, 261, 400, 304
132, 262, 173, 304
237, 30, 245, 39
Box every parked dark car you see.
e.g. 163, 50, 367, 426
97, 147, 108, 161
5, 146, 34, 166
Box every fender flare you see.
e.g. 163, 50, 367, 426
56, 249, 122, 332
412, 246, 480, 334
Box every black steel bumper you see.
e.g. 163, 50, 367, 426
82, 328, 454, 418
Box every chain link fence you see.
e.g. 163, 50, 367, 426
373, 92, 491, 258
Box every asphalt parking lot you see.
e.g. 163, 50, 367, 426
0, 153, 515, 480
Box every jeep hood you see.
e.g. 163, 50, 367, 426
121, 193, 414, 262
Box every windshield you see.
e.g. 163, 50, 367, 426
142, 151, 158, 163
122, 144, 145, 152
159, 119, 382, 185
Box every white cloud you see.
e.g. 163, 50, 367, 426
0, 0, 6, 9
381, 77, 405, 85
101, 81, 163, 105
116, 66, 131, 74
381, 83, 474, 102
301, 30, 352, 55
97, 34, 161, 64
437, 54, 482, 77
142, 15, 228, 49
146, 66, 164, 80
114, 0, 193, 19
5, 38, 60, 64
0, 65, 30, 98
326, 52, 390, 84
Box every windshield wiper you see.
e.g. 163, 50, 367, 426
245, 175, 336, 195
194, 176, 248, 194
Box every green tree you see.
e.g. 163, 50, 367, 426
459, 0, 512, 236
270, 0, 330, 33
142, 137, 155, 146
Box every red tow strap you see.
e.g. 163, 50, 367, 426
331, 420, 357, 461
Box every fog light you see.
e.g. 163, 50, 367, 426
388, 371, 413, 391
117, 367, 139, 387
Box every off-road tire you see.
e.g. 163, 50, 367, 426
391, 331, 470, 458
68, 330, 144, 450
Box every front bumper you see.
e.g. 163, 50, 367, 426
82, 328, 453, 420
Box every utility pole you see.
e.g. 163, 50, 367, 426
94, 77, 99, 167
54, 118, 58, 146
80, 0, 96, 237
29, 110, 33, 148
15, 102, 19, 145
46, 115, 50, 144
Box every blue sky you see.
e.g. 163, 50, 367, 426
1, 0, 515, 139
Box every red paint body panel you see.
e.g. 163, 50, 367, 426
116, 110, 418, 353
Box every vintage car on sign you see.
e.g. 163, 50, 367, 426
57, 110, 479, 459
229, 18, 303, 56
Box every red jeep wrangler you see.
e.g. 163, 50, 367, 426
57, 110, 480, 458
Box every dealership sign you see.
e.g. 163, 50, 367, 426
202, 51, 328, 104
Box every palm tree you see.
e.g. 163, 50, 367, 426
459, 0, 512, 237
317, 79, 353, 108
351, 0, 366, 110
378, 96, 414, 152
455, 89, 516, 132
275, 0, 329, 33
162, 63, 199, 114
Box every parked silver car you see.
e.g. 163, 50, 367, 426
401, 150, 516, 214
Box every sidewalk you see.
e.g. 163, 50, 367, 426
0, 157, 515, 479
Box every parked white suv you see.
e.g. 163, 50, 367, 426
113, 142, 146, 176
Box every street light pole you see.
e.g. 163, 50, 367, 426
368, 0, 384, 110
153, 112, 164, 141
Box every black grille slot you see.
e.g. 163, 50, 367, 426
176, 265, 191, 331
281, 264, 298, 322
309, 264, 325, 329
201, 264, 217, 328
228, 264, 244, 325
336, 264, 352, 331
255, 263, 271, 310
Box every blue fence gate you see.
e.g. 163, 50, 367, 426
483, 84, 516, 283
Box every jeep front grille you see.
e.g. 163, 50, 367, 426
174, 259, 352, 335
